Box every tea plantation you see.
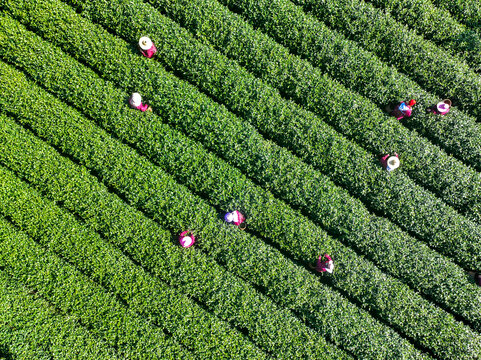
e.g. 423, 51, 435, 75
0, 0, 480, 358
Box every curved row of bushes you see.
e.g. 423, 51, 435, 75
289, 0, 481, 119
0, 269, 119, 360
59, 0, 481, 226
365, 0, 481, 71
430, 0, 481, 33
8, 0, 481, 271
0, 152, 268, 360
204, 0, 481, 218
0, 204, 194, 360
0, 60, 429, 359
175, 0, 481, 172
0, 120, 343, 359
1, 31, 479, 357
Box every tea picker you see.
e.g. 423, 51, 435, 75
380, 153, 400, 172
426, 99, 451, 115
138, 36, 157, 58
310, 254, 334, 273
129, 92, 152, 112
179, 230, 195, 248
391, 99, 416, 120
224, 210, 246, 230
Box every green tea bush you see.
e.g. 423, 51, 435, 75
366, 0, 481, 71
430, 0, 481, 33
288, 0, 481, 119
0, 211, 194, 360
0, 270, 119, 360
0, 63, 429, 359
58, 0, 481, 223
0, 52, 478, 357
4, 0, 480, 270
0, 162, 267, 360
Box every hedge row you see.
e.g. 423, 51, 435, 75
365, 0, 481, 71
0, 206, 194, 360
0, 63, 429, 359
59, 0, 481, 227
0, 142, 267, 360
430, 0, 481, 33
176, 0, 481, 174
0, 269, 119, 360
0, 37, 478, 358
11, 0, 481, 268
205, 0, 481, 219
7, 3, 481, 338
288, 0, 481, 120
0, 123, 346, 360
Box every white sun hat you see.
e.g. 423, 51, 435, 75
386, 156, 400, 171
436, 102, 450, 113
181, 236, 193, 247
139, 36, 153, 50
225, 212, 234, 223
130, 92, 142, 107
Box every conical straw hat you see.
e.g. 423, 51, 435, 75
139, 36, 153, 50
182, 236, 193, 247
130, 92, 142, 107
436, 102, 450, 112
387, 156, 400, 170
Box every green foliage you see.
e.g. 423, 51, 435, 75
0, 51, 432, 358
366, 0, 481, 71
0, 162, 267, 360
150, 0, 481, 220
0, 72, 353, 360
0, 271, 119, 359
0, 213, 194, 360
7, 0, 478, 271
0, 0, 480, 358
289, 0, 481, 119
430, 0, 481, 34
0, 31, 479, 357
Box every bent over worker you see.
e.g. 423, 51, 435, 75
311, 254, 334, 273
224, 210, 246, 229
129, 92, 152, 112
391, 99, 416, 120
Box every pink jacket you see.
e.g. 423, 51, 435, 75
393, 102, 412, 120
135, 103, 150, 112
316, 254, 334, 273
141, 44, 157, 58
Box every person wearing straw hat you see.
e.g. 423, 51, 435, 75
310, 254, 334, 273
224, 210, 246, 229
426, 99, 451, 115
129, 92, 152, 112
179, 230, 195, 248
138, 36, 157, 58
391, 99, 416, 120
380, 153, 400, 172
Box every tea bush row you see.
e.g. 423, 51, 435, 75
0, 44, 478, 358
365, 0, 481, 71
0, 202, 194, 360
289, 0, 481, 119
57, 0, 481, 225
0, 75, 355, 360
0, 149, 266, 360
0, 58, 428, 359
201, 0, 481, 217
7, 0, 481, 270
0, 269, 119, 360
